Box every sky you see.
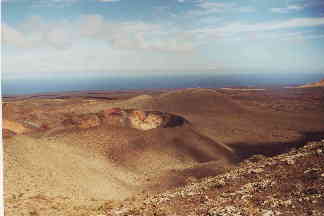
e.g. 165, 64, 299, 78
2, 0, 324, 80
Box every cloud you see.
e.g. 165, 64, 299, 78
194, 17, 324, 37
2, 40, 208, 78
185, 1, 255, 17
271, 5, 305, 13
197, 2, 236, 13
31, 0, 79, 8
270, 0, 324, 13
79, 15, 195, 52
2, 0, 79, 5
3, 15, 196, 52
5, 14, 324, 52
28, 16, 74, 48
97, 0, 120, 2
2, 24, 32, 48
299, 0, 324, 8
3, 16, 78, 49
239, 6, 256, 13
228, 30, 324, 42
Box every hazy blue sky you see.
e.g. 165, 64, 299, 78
2, 0, 324, 80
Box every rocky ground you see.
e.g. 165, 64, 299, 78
105, 138, 324, 216
2, 86, 324, 216
4, 138, 324, 216
299, 79, 324, 88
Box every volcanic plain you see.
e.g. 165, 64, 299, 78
2, 86, 324, 216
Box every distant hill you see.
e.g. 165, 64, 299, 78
299, 79, 324, 88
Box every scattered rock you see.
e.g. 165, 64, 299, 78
286, 159, 295, 165
2, 128, 17, 138
100, 108, 188, 131
304, 168, 321, 180
303, 188, 319, 195
23, 120, 42, 129
67, 113, 101, 129
98, 108, 126, 127
248, 168, 264, 174
248, 154, 266, 163
207, 206, 243, 216
282, 199, 293, 207
3, 120, 30, 134
128, 110, 164, 131
261, 209, 281, 216
210, 179, 226, 188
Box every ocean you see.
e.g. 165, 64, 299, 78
2, 72, 324, 96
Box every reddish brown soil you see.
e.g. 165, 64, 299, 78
2, 86, 324, 215
299, 79, 324, 88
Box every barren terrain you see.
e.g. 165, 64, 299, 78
2, 86, 324, 215
298, 79, 324, 88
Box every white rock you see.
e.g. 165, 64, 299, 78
262, 209, 281, 216
249, 168, 264, 174
286, 159, 295, 165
